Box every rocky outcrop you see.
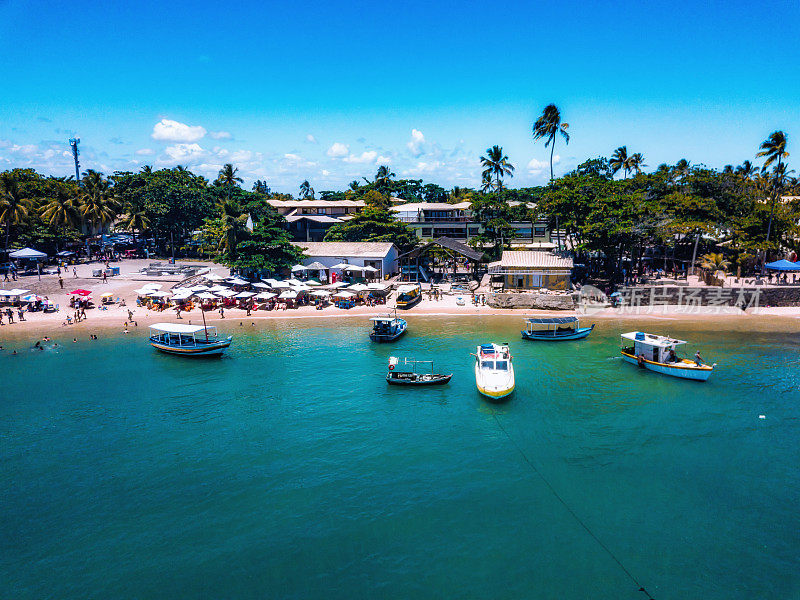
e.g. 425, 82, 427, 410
487, 292, 577, 310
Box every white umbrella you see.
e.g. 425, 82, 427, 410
147, 290, 173, 298
207, 285, 228, 292
287, 278, 304, 286
361, 265, 379, 272
279, 290, 298, 299
305, 280, 322, 286
349, 283, 369, 292
172, 292, 193, 300
327, 282, 350, 289
255, 292, 276, 300
216, 289, 237, 297
330, 262, 350, 269
204, 273, 226, 282
190, 285, 209, 292
195, 292, 217, 300
134, 288, 157, 295
9, 247, 47, 259
291, 264, 308, 271
142, 283, 162, 290
271, 281, 291, 288
235, 291, 256, 298
311, 290, 331, 297
344, 265, 367, 272
367, 282, 388, 290
333, 290, 356, 298
262, 278, 279, 286
228, 278, 249, 286
305, 261, 328, 271
253, 282, 270, 289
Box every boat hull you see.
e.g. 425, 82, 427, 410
621, 351, 713, 381
396, 294, 422, 309
386, 373, 452, 386
521, 325, 595, 341
370, 320, 407, 342
150, 339, 231, 357
475, 364, 515, 400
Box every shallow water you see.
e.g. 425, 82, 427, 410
2, 316, 799, 599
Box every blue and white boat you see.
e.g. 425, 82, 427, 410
149, 323, 232, 356
369, 312, 408, 342
620, 331, 715, 381
473, 343, 515, 400
521, 316, 595, 341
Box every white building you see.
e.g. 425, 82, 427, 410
292, 241, 399, 279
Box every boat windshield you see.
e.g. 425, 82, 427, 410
480, 360, 493, 369
495, 360, 509, 371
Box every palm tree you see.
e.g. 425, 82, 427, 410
480, 173, 494, 193
480, 145, 514, 191
299, 180, 314, 199
118, 207, 150, 243
79, 171, 120, 235
700, 252, 731, 283
629, 152, 646, 175
217, 200, 248, 258
532, 103, 569, 180
0, 172, 32, 255
756, 131, 789, 257
217, 163, 243, 202
348, 180, 361, 191
40, 183, 80, 251
610, 146, 629, 179
736, 160, 758, 179
376, 165, 395, 182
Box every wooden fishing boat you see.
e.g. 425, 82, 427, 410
149, 323, 232, 356
386, 356, 452, 386
369, 311, 407, 342
620, 331, 715, 381
521, 316, 595, 341
473, 342, 515, 400
395, 283, 422, 309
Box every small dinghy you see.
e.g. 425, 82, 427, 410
386, 356, 452, 386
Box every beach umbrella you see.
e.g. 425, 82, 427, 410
344, 265, 367, 272
333, 290, 356, 298
262, 278, 279, 286
147, 290, 172, 297
255, 292, 276, 300
367, 282, 387, 290
21, 294, 42, 302
215, 289, 237, 297
270, 281, 291, 289
279, 290, 298, 299
235, 291, 256, 298
330, 262, 350, 269
101, 292, 114, 298
311, 290, 331, 297
361, 265, 379, 272
252, 282, 270, 289
190, 285, 209, 292
291, 264, 308, 272
204, 273, 226, 282
70, 289, 92, 296
349, 283, 369, 292
305, 261, 327, 271
141, 283, 161, 290
304, 280, 321, 286
195, 292, 218, 300
228, 277, 249, 286
172, 291, 193, 300
287, 278, 304, 286
327, 281, 350, 289
207, 285, 228, 292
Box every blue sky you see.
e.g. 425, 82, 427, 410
0, 0, 798, 193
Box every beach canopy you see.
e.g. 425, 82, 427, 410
311, 290, 331, 297
327, 281, 350, 289
0, 288, 30, 296
9, 247, 47, 259
141, 283, 161, 290
764, 259, 800, 271
207, 285, 228, 292
228, 277, 249, 286
270, 280, 291, 289
215, 289, 237, 297
304, 279, 322, 286
291, 264, 308, 271
150, 323, 210, 334
367, 282, 387, 291
70, 289, 92, 296
147, 290, 172, 297
204, 273, 226, 281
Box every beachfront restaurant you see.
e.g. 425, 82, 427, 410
489, 251, 574, 291
292, 241, 399, 281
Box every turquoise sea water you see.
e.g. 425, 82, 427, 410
1, 316, 799, 599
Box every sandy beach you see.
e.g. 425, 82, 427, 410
2, 258, 800, 342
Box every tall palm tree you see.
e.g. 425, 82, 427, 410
79, 171, 120, 234
375, 165, 395, 191
118, 207, 150, 243
480, 145, 514, 191
299, 180, 314, 199
628, 152, 646, 175
532, 103, 569, 181
0, 172, 32, 255
217, 163, 243, 202
480, 173, 494, 193
736, 160, 758, 179
217, 200, 248, 258
348, 180, 361, 191
610, 146, 629, 179
40, 184, 80, 251
756, 131, 789, 256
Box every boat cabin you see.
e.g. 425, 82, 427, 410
526, 316, 578, 334
477, 343, 511, 371
621, 331, 687, 363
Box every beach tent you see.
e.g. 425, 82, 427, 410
764, 259, 800, 271
70, 289, 92, 296
9, 247, 47, 259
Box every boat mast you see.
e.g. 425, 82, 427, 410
201, 306, 209, 341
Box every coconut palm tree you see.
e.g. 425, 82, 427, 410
629, 152, 646, 175
700, 252, 731, 283
299, 180, 314, 199
532, 103, 569, 181
79, 171, 120, 235
118, 207, 150, 243
736, 160, 758, 179
40, 183, 80, 251
217, 200, 249, 258
0, 172, 32, 255
610, 146, 629, 179
217, 163, 243, 202
756, 131, 790, 256
375, 165, 395, 183
480, 145, 514, 191
348, 180, 361, 191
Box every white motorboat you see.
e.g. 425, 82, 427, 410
620, 331, 715, 381
474, 342, 515, 400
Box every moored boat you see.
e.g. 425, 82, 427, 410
473, 342, 515, 400
386, 356, 452, 385
521, 316, 595, 341
369, 311, 408, 342
395, 283, 422, 309
620, 331, 715, 381
149, 323, 232, 356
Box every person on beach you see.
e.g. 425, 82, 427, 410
175, 307, 182, 319
127, 309, 134, 321
6, 308, 14, 323
73, 267, 77, 278
102, 272, 108, 283
17, 307, 24, 321
219, 307, 225, 318
59, 276, 64, 289
3, 271, 9, 282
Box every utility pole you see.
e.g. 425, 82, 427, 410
69, 138, 81, 186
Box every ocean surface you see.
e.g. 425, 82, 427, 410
1, 316, 799, 600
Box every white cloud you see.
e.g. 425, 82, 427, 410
376, 155, 392, 164
151, 119, 207, 143
160, 143, 209, 164
209, 130, 231, 140
527, 155, 560, 174
135, 148, 154, 156
306, 134, 317, 144
284, 153, 302, 161
321, 169, 330, 176
343, 150, 378, 164
407, 129, 426, 157
230, 150, 255, 162
327, 142, 349, 158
